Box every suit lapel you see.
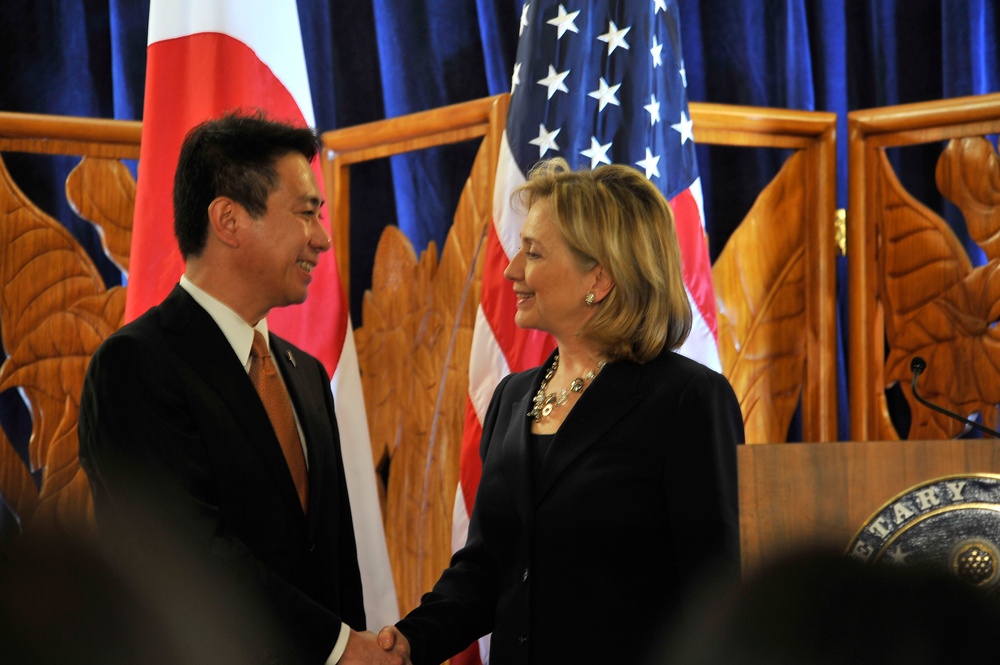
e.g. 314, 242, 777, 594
158, 287, 306, 520
535, 358, 642, 506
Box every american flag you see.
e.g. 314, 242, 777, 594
451, 1, 718, 662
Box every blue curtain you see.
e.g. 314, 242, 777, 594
2, 1, 1000, 510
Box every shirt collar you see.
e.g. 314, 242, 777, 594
179, 275, 268, 371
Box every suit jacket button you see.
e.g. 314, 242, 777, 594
308, 543, 316, 553
522, 568, 529, 582
518, 632, 528, 645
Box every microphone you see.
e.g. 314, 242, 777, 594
909, 356, 1000, 438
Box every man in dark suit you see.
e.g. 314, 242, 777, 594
79, 111, 407, 665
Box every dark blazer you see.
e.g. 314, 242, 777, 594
397, 348, 743, 665
78, 285, 365, 664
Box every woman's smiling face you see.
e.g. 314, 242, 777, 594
503, 197, 598, 339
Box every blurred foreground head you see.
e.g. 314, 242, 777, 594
654, 549, 1000, 665
0, 526, 285, 665
0, 529, 175, 665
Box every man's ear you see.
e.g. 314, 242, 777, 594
590, 264, 614, 304
207, 197, 240, 248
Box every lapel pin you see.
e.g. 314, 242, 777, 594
285, 350, 297, 367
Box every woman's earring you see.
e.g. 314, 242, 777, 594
585, 292, 596, 306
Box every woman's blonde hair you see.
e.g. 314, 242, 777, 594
513, 158, 692, 363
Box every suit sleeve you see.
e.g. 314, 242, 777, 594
78, 332, 342, 663
663, 367, 744, 597
394, 374, 515, 665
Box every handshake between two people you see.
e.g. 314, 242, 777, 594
340, 626, 412, 665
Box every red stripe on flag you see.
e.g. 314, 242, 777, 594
458, 398, 484, 517
450, 645, 484, 665
670, 187, 717, 337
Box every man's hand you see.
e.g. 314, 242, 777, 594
377, 626, 411, 662
339, 628, 410, 665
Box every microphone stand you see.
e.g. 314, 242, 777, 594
910, 357, 1000, 439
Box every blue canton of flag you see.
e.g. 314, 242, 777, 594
508, 0, 698, 201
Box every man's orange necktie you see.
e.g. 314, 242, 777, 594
249, 331, 308, 512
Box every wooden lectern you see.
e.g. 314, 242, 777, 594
738, 439, 1000, 575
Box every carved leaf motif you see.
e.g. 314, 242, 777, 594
0, 421, 40, 525
30, 395, 98, 536
357, 226, 438, 611
357, 132, 496, 613
356, 227, 428, 469
0, 153, 129, 537
0, 289, 125, 473
66, 157, 135, 272
0, 157, 106, 350
878, 146, 1000, 439
935, 137, 1000, 259
714, 151, 807, 444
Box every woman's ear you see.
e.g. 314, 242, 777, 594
590, 265, 614, 303
207, 197, 239, 248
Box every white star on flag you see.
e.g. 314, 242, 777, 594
537, 64, 571, 99
597, 21, 631, 56
654, 0, 667, 13
581, 136, 613, 168
588, 77, 621, 111
671, 110, 694, 144
636, 147, 661, 179
680, 61, 688, 87
547, 4, 580, 39
520, 2, 530, 36
529, 123, 561, 157
650, 35, 663, 67
644, 94, 661, 125
511, 62, 522, 94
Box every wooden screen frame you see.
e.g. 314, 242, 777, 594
847, 92, 1000, 441
0, 111, 142, 159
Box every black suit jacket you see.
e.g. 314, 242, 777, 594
397, 348, 743, 665
78, 286, 365, 664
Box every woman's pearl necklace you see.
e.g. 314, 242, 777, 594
527, 354, 606, 423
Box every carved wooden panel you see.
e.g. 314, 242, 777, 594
715, 150, 808, 444
877, 138, 1000, 439
355, 135, 498, 615
848, 92, 1000, 440
0, 154, 130, 537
